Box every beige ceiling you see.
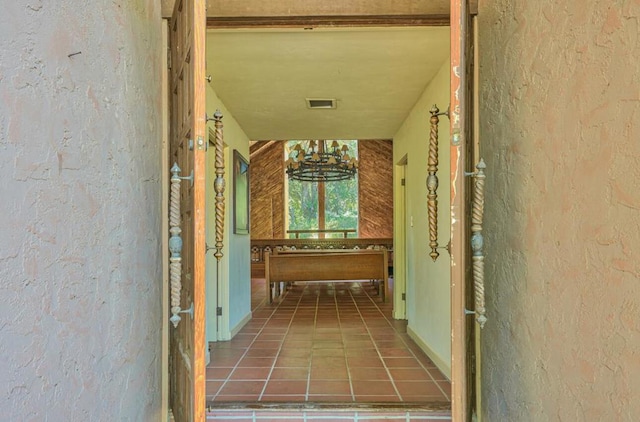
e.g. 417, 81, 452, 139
161, 1, 452, 19
206, 27, 450, 140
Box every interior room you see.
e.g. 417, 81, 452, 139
201, 25, 454, 411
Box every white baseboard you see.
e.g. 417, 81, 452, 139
230, 311, 252, 338
407, 325, 452, 380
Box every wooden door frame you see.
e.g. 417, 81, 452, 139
393, 156, 408, 320
167, 0, 208, 420
161, 1, 478, 419
450, 0, 474, 421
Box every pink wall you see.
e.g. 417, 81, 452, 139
479, 1, 640, 419
0, 1, 164, 419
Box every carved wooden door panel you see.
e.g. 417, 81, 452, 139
169, 0, 207, 420
450, 0, 480, 421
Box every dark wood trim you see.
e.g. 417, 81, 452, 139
207, 14, 450, 29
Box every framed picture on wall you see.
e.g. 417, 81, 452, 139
233, 150, 250, 234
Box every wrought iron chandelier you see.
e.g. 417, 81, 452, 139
285, 140, 358, 182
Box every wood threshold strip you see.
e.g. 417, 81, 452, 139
207, 14, 450, 29
207, 401, 452, 412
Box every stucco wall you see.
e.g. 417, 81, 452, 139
479, 1, 640, 420
393, 57, 451, 377
0, 1, 163, 420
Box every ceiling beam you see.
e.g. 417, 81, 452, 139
250, 141, 277, 159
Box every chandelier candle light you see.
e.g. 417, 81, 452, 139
285, 140, 358, 182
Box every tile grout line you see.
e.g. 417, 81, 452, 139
258, 282, 304, 400
362, 279, 450, 401
351, 282, 403, 401
213, 289, 280, 401
335, 283, 356, 402
305, 286, 320, 401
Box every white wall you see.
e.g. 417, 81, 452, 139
205, 84, 252, 341
393, 58, 451, 377
0, 1, 164, 419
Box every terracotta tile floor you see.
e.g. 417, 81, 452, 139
206, 279, 451, 407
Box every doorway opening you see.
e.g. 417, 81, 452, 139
202, 24, 454, 412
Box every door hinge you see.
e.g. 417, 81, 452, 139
401, 178, 405, 186
167, 48, 171, 69
216, 306, 222, 316
402, 293, 406, 301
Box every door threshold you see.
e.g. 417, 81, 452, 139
207, 400, 451, 412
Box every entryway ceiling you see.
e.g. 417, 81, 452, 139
206, 27, 450, 140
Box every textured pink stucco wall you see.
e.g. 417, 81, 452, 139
0, 1, 163, 420
479, 1, 640, 420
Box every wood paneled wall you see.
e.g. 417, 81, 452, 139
250, 141, 285, 239
358, 140, 394, 238
249, 139, 393, 239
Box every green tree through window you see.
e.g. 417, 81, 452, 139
286, 140, 358, 238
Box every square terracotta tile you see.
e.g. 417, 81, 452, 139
345, 348, 380, 358
206, 367, 233, 380
210, 355, 243, 368
388, 368, 432, 381
382, 357, 422, 368
270, 367, 310, 380
394, 381, 443, 397
377, 348, 413, 358
229, 367, 271, 380
251, 340, 283, 349
263, 380, 308, 395
428, 369, 449, 381
212, 394, 261, 402
312, 348, 345, 357
346, 356, 384, 367
218, 380, 266, 396
244, 348, 279, 358
349, 367, 390, 381
312, 340, 344, 349
259, 395, 306, 404
282, 340, 314, 349
351, 380, 397, 396
344, 340, 377, 350
274, 356, 310, 368
309, 366, 349, 380
237, 356, 276, 367
311, 356, 347, 369
206, 380, 223, 396
278, 348, 312, 358
308, 380, 352, 395
306, 394, 353, 402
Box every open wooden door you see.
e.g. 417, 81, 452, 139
168, 0, 207, 420
450, 0, 480, 421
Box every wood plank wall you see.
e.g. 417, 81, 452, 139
249, 140, 393, 239
250, 141, 285, 238
358, 140, 393, 238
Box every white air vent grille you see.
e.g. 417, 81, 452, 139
306, 98, 336, 109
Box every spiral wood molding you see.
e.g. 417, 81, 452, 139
471, 158, 487, 328
169, 163, 183, 327
427, 105, 446, 261
213, 110, 225, 261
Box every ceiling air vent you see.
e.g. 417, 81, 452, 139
306, 98, 336, 109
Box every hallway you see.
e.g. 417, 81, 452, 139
206, 279, 451, 405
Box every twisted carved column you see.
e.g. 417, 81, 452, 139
213, 110, 225, 261
471, 159, 487, 328
427, 105, 441, 261
169, 163, 183, 327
